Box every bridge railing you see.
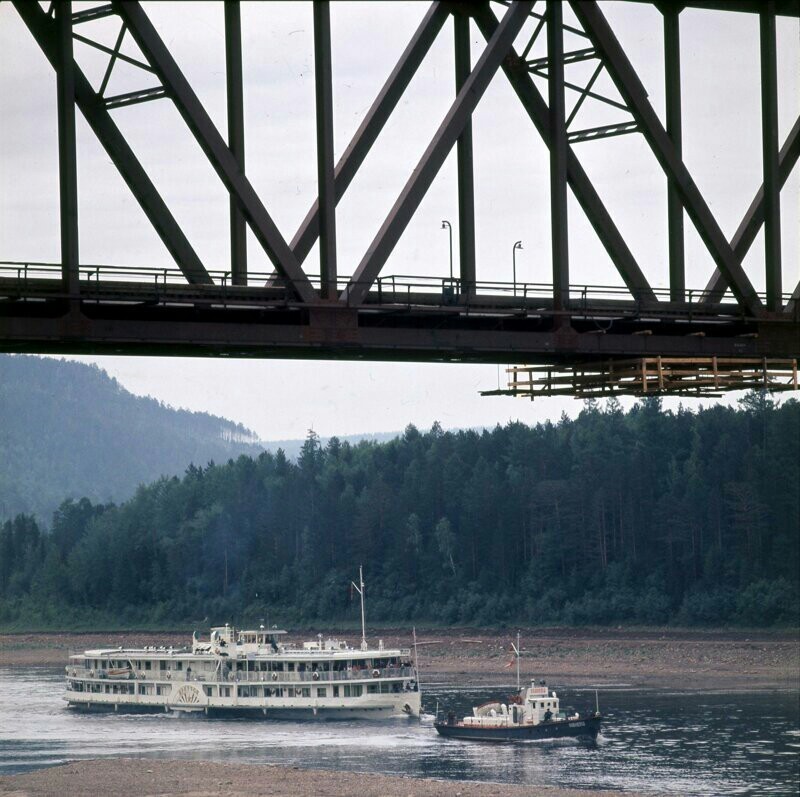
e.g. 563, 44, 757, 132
0, 259, 791, 317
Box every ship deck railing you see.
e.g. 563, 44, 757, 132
68, 666, 416, 683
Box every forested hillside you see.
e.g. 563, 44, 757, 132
0, 355, 263, 521
1, 394, 797, 629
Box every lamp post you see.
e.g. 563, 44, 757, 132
512, 240, 523, 296
441, 220, 453, 280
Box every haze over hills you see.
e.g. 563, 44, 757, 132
0, 355, 427, 524
0, 355, 266, 523
261, 431, 401, 461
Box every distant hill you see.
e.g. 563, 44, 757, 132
0, 355, 264, 523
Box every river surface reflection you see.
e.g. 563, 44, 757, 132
1, 667, 798, 795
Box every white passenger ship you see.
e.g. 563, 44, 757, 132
65, 625, 420, 719
65, 572, 420, 719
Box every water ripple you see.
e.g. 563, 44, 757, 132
0, 667, 797, 795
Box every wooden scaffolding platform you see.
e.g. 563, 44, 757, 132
483, 357, 799, 399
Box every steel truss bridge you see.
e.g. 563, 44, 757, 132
1, 0, 798, 372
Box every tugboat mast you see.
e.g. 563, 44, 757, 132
511, 630, 521, 690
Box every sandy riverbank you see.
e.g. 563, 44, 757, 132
0, 758, 653, 797
1, 627, 797, 690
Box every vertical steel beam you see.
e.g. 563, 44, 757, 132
343, 1, 533, 307
454, 11, 476, 293
548, 1, 569, 312
56, 1, 79, 297
290, 2, 449, 264
225, 1, 247, 286
663, 5, 684, 302
313, 1, 337, 300
760, 2, 781, 311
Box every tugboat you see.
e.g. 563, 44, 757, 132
434, 634, 602, 742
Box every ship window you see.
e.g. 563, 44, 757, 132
144, 661, 151, 670
333, 686, 339, 697
317, 688, 326, 698
367, 684, 378, 694
175, 661, 183, 670
301, 688, 310, 698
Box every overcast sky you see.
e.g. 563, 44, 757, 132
1, 2, 798, 440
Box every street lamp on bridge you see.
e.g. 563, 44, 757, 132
512, 240, 523, 296
441, 220, 453, 281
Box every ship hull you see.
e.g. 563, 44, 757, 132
66, 690, 421, 720
434, 714, 601, 742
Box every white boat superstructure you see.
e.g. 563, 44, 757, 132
65, 625, 421, 719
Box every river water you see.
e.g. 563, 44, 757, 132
1, 667, 798, 795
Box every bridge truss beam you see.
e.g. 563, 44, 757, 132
1, 0, 798, 367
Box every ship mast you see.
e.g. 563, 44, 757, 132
351, 565, 367, 650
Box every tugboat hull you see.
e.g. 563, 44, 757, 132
434, 714, 601, 742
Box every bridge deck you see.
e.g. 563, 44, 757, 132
0, 264, 796, 366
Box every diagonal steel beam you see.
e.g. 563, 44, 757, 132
289, 1, 449, 265
342, 1, 533, 307
472, 4, 656, 304
115, 1, 317, 303
14, 0, 213, 286
702, 115, 800, 305
572, 0, 762, 317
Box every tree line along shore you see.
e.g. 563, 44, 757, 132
1, 395, 798, 631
